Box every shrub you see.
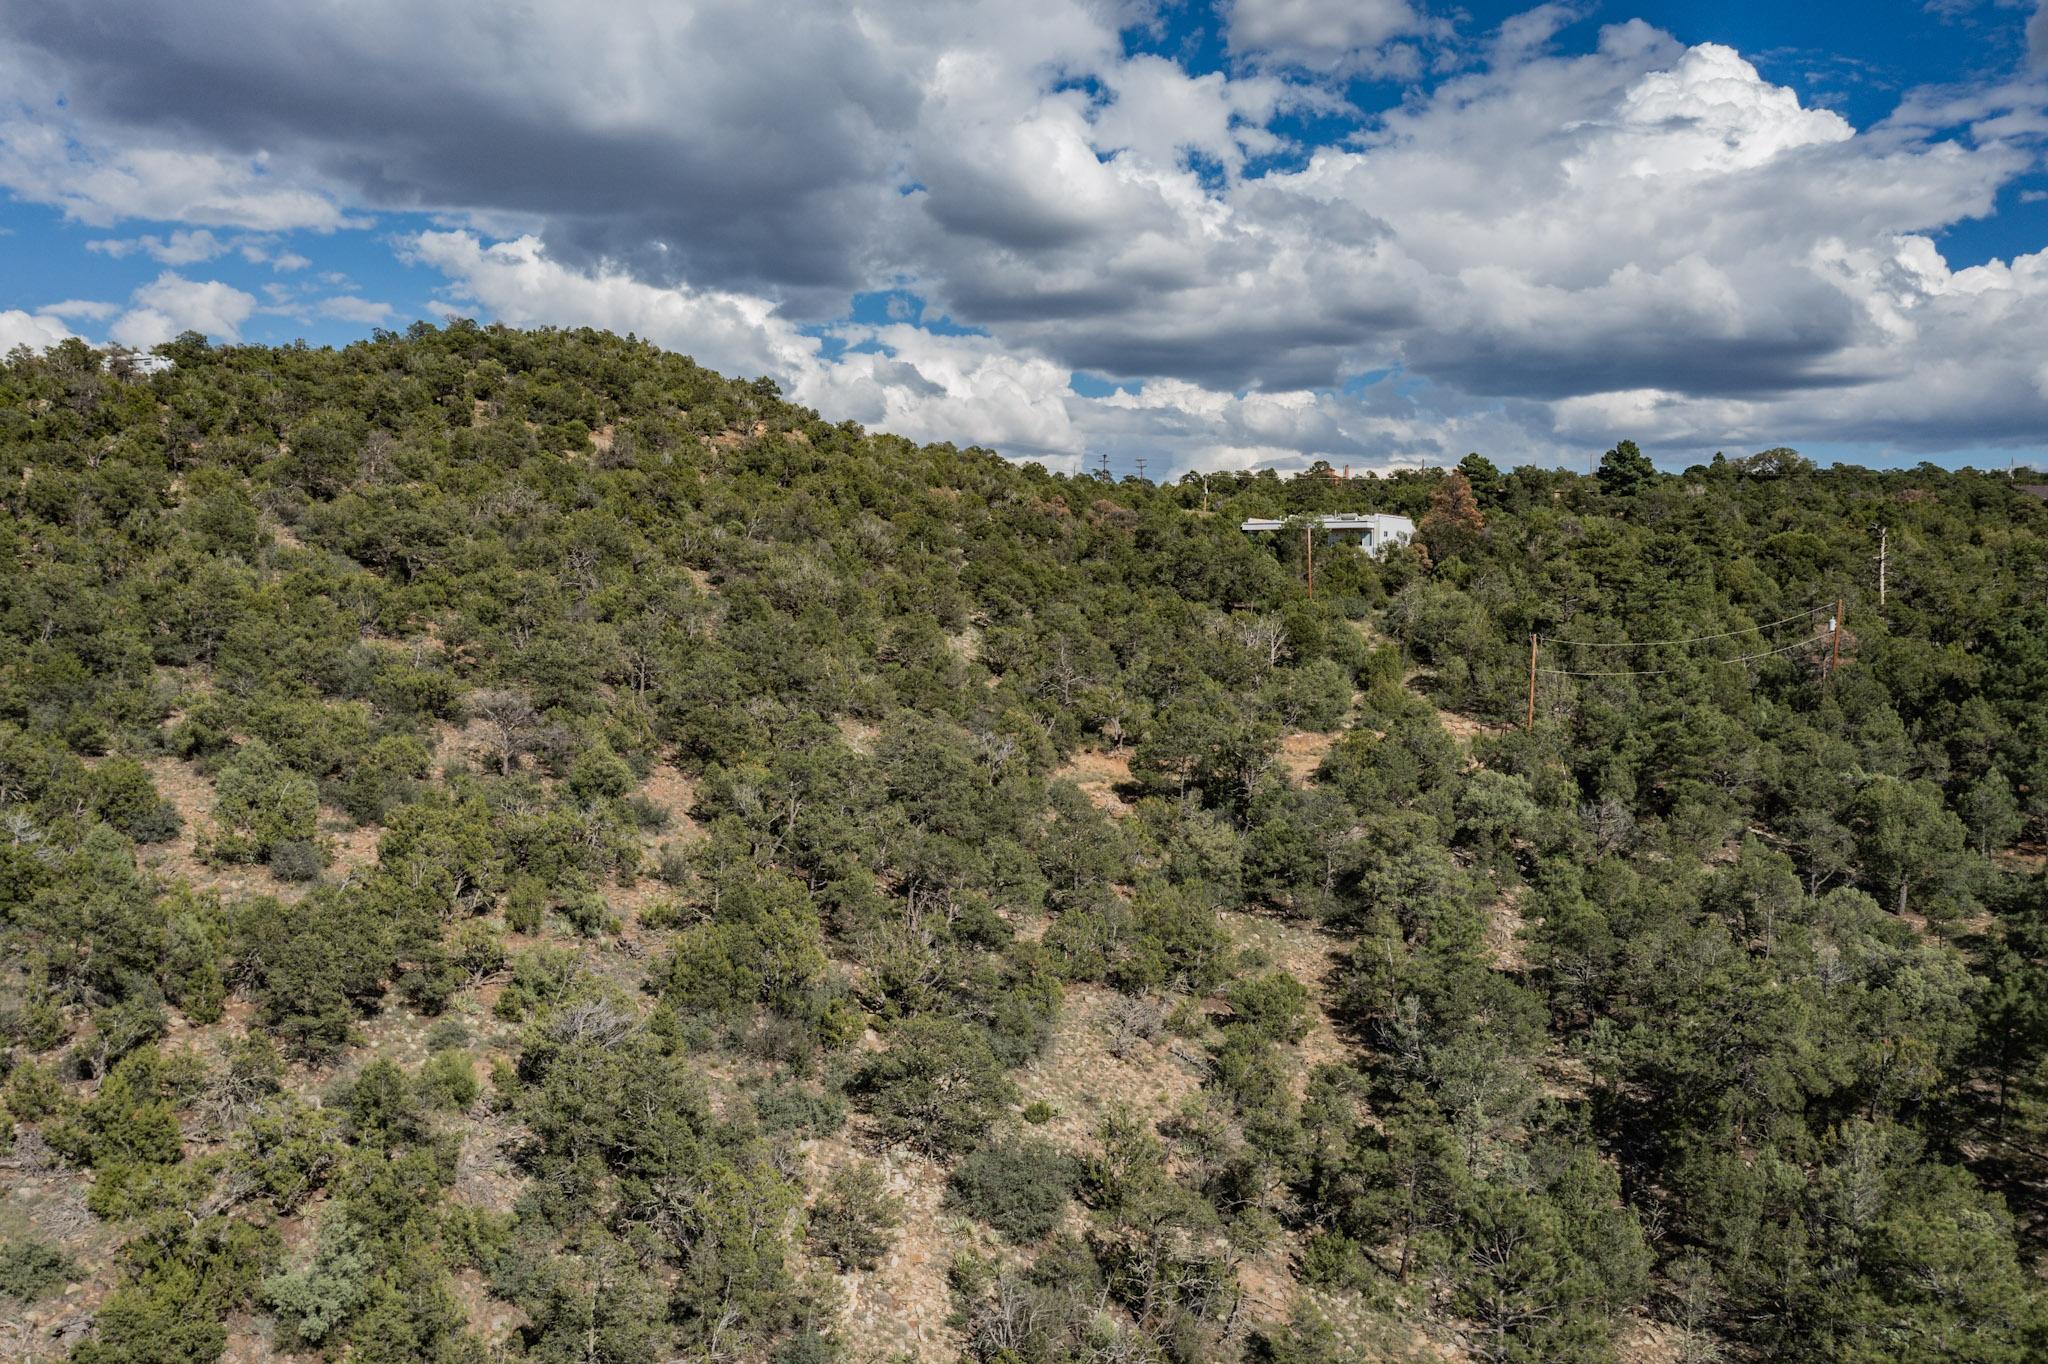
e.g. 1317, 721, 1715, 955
852, 1015, 1016, 1157
771, 1329, 842, 1364
5, 1060, 69, 1121
263, 1218, 374, 1349
234, 1100, 342, 1213
68, 1214, 273, 1364
755, 1082, 847, 1138
1247, 1304, 1346, 1364
79, 1048, 185, 1167
205, 740, 319, 864
806, 1161, 903, 1271
503, 877, 548, 934
1296, 1230, 1370, 1290
652, 842, 692, 886
568, 745, 634, 803
90, 757, 182, 843
336, 734, 432, 824
223, 1034, 286, 1105
0, 1238, 78, 1302
626, 794, 671, 832
946, 1134, 1076, 1242
269, 839, 325, 882
1223, 972, 1313, 1045
10, 997, 69, 1053
416, 1049, 479, 1111
558, 887, 617, 937
86, 995, 170, 1069
449, 921, 507, 985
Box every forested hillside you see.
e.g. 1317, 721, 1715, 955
4, 323, 2048, 1364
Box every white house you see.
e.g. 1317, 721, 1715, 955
1239, 512, 1416, 557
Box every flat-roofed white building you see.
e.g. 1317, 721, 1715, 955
1239, 512, 1416, 556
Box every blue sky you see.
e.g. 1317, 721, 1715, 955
2, 0, 2045, 476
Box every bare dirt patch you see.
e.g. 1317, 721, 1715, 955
262, 516, 306, 553
1234, 1263, 1449, 1362
1615, 1313, 1690, 1364
1277, 729, 1339, 785
136, 756, 384, 903
1482, 886, 1528, 974
431, 718, 500, 777
1015, 985, 1209, 1150
1051, 748, 1135, 817
1434, 709, 1504, 744
451, 1109, 529, 1218
636, 765, 699, 836
135, 757, 300, 903
835, 717, 880, 755
323, 815, 382, 884
800, 1137, 998, 1364
0, 1138, 123, 1364
1220, 911, 1356, 1083
1995, 840, 2047, 875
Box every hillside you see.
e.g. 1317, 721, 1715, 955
3, 323, 2048, 1364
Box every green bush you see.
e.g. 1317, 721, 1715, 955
90, 758, 182, 843
946, 1134, 1076, 1242
1223, 972, 1314, 1044
268, 838, 325, 882
416, 1049, 479, 1110
755, 1082, 847, 1138
204, 740, 319, 865
806, 1161, 902, 1271
263, 1218, 374, 1349
0, 1238, 78, 1302
852, 1015, 1016, 1157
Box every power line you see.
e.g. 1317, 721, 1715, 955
1537, 632, 1830, 678
1541, 606, 1827, 650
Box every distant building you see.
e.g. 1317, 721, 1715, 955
1239, 512, 1416, 557
104, 351, 174, 377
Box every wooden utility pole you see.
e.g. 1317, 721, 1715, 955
1876, 527, 1887, 605
1830, 598, 1844, 672
1526, 634, 1538, 732
1305, 523, 1314, 599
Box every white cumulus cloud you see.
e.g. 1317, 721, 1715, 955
86, 228, 231, 265
0, 3, 2043, 471
0, 309, 77, 353
109, 274, 258, 349
1224, 0, 1439, 73
318, 296, 396, 325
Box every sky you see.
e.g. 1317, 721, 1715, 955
2, 1, 2046, 479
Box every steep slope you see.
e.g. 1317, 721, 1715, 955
2, 326, 2046, 1364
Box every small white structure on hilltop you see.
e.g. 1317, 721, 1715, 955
1240, 512, 1415, 557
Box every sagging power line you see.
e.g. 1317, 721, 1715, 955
1542, 605, 1829, 650
1524, 598, 1848, 730
1538, 633, 1832, 678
